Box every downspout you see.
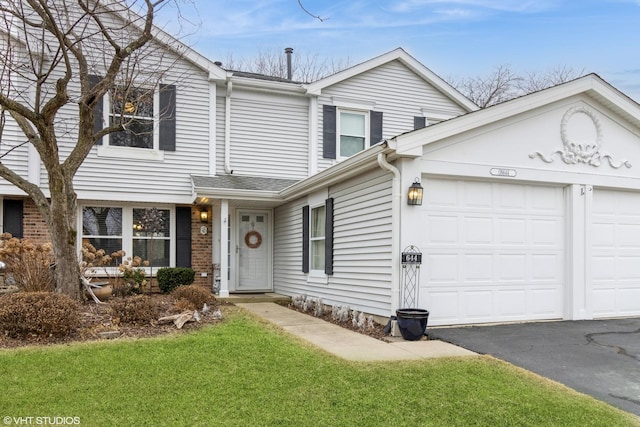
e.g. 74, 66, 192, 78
377, 149, 401, 316
224, 80, 233, 174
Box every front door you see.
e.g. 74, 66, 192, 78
237, 210, 272, 291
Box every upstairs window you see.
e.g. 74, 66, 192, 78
338, 111, 367, 158
109, 86, 154, 149
323, 105, 382, 159
90, 75, 176, 155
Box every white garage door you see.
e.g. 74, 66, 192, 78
419, 178, 565, 326
591, 189, 640, 318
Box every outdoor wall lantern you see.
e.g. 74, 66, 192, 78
199, 208, 209, 223
407, 179, 424, 206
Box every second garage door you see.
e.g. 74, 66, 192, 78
591, 189, 640, 318
419, 178, 565, 326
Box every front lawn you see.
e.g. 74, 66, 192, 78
1, 309, 637, 426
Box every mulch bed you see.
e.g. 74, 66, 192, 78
0, 294, 226, 349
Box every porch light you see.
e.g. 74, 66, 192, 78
199, 208, 209, 223
407, 179, 423, 206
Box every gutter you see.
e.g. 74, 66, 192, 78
377, 149, 402, 315
224, 78, 233, 174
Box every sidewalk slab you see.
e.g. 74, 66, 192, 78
236, 302, 475, 362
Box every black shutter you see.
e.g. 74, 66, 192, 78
370, 111, 383, 146
414, 116, 426, 130
3, 199, 23, 238
159, 84, 176, 151
89, 74, 104, 145
302, 205, 310, 273
175, 206, 192, 268
322, 105, 336, 159
324, 198, 334, 276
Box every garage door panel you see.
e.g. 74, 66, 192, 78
465, 291, 493, 319
531, 288, 563, 315
498, 254, 527, 280
618, 257, 640, 279
427, 215, 458, 244
592, 256, 615, 280
618, 224, 640, 247
426, 254, 458, 282
421, 179, 564, 326
532, 218, 562, 246
463, 217, 493, 244
463, 254, 493, 281
463, 182, 493, 208
498, 290, 526, 316
531, 253, 563, 280
498, 219, 527, 244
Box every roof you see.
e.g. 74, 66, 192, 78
391, 73, 640, 156
192, 175, 299, 192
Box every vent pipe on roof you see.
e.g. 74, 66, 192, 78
285, 47, 293, 80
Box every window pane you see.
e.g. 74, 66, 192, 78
83, 207, 122, 236
82, 207, 123, 266
311, 206, 325, 238
112, 86, 154, 117
109, 118, 154, 149
340, 135, 365, 157
311, 240, 325, 270
133, 238, 170, 267
133, 208, 170, 237
340, 112, 365, 136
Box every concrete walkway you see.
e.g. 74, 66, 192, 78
236, 302, 475, 362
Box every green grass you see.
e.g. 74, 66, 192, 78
0, 311, 638, 427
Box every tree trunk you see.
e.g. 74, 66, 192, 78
47, 177, 81, 300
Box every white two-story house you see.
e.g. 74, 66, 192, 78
3, 5, 640, 326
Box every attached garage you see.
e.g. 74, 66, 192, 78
419, 178, 565, 326
392, 74, 640, 326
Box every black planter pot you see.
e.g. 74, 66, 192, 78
396, 308, 429, 341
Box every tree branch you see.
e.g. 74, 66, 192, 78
297, 0, 327, 22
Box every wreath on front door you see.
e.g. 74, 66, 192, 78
244, 230, 263, 249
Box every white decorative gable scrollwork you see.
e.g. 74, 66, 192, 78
529, 106, 631, 169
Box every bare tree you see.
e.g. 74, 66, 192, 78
223, 48, 351, 82
0, 0, 176, 299
450, 64, 584, 108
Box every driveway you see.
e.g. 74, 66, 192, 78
428, 318, 640, 416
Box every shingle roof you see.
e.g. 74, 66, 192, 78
192, 175, 300, 192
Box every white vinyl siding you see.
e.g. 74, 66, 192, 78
273, 169, 393, 316
317, 60, 467, 171
71, 49, 211, 201
229, 90, 309, 179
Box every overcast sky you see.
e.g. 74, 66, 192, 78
157, 0, 640, 101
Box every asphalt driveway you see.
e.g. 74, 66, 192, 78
428, 318, 640, 416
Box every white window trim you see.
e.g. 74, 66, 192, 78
337, 109, 369, 159
307, 189, 328, 277
420, 108, 455, 125
79, 203, 176, 276
97, 84, 164, 161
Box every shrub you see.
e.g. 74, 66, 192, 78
172, 285, 214, 310
110, 295, 157, 325
157, 268, 195, 294
0, 292, 80, 338
0, 234, 54, 292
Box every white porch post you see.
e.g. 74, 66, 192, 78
219, 199, 230, 297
